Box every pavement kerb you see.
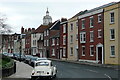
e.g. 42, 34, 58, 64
48, 58, 120, 70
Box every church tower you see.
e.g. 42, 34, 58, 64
43, 8, 52, 25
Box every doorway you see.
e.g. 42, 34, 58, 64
98, 47, 102, 63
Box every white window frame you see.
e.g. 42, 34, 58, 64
63, 35, 66, 45
52, 49, 55, 56
63, 24, 66, 33
98, 29, 102, 38
52, 38, 55, 46
44, 40, 46, 46
47, 30, 49, 36
98, 14, 102, 23
57, 38, 59, 45
63, 47, 66, 57
110, 11, 115, 24
82, 19, 85, 29
47, 40, 49, 46
90, 31, 94, 42
44, 31, 46, 36
90, 45, 94, 56
110, 45, 115, 57
110, 28, 115, 40
80, 32, 86, 43
82, 46, 85, 56
90, 16, 94, 28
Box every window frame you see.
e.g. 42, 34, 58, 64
110, 28, 115, 40
110, 11, 115, 24
82, 46, 85, 56
90, 31, 94, 42
90, 16, 94, 28
90, 45, 94, 56
98, 14, 102, 23
110, 45, 115, 57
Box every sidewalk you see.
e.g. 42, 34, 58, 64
6, 60, 33, 78
49, 58, 120, 70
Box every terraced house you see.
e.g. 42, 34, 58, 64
104, 2, 120, 65
67, 12, 80, 61
78, 2, 116, 64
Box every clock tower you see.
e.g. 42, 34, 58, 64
43, 8, 52, 25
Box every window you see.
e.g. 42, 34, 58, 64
90, 16, 93, 28
90, 45, 94, 56
52, 39, 55, 46
70, 23, 73, 31
98, 14, 102, 23
110, 29, 115, 40
44, 40, 46, 46
110, 46, 115, 57
80, 32, 86, 43
98, 29, 102, 38
47, 40, 49, 46
47, 30, 49, 36
63, 35, 66, 45
90, 31, 94, 42
82, 46, 85, 56
76, 21, 78, 27
70, 47, 73, 55
82, 19, 85, 29
63, 47, 66, 57
63, 24, 66, 33
70, 35, 73, 43
57, 38, 59, 45
44, 31, 46, 36
110, 12, 114, 23
52, 49, 55, 56
76, 34, 78, 40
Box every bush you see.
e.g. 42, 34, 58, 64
1, 54, 14, 69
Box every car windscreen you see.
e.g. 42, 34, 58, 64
36, 62, 49, 66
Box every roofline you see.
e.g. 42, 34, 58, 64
49, 20, 60, 30
60, 21, 68, 24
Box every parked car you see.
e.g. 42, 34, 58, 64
31, 60, 57, 79
13, 53, 20, 60
31, 57, 47, 67
25, 55, 33, 64
2, 52, 9, 56
17, 54, 26, 61
7, 53, 14, 58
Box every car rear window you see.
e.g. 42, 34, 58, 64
36, 62, 49, 66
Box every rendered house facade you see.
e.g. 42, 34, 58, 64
104, 2, 120, 64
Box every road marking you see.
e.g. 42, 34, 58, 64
85, 69, 98, 73
104, 74, 112, 80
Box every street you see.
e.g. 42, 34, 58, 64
2, 60, 119, 80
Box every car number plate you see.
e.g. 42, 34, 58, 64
37, 71, 44, 73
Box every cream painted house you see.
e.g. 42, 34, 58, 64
104, 2, 120, 64
67, 14, 79, 61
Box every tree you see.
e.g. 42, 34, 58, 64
0, 13, 12, 34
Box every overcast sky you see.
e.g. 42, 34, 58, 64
0, 0, 119, 34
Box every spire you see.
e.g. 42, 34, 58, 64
46, 7, 49, 15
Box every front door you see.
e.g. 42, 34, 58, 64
98, 47, 102, 63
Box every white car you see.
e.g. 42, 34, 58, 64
31, 60, 57, 79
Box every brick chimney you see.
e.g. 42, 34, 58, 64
61, 18, 67, 22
